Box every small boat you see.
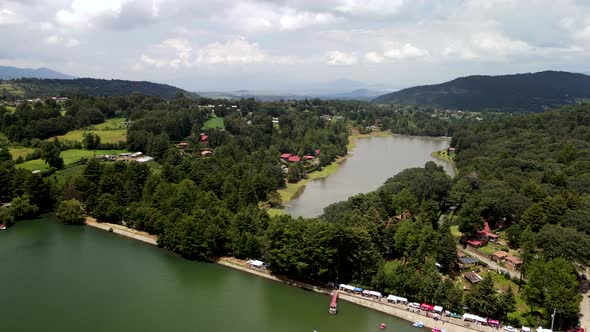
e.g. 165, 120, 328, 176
380, 323, 387, 330
413, 322, 424, 328
329, 291, 338, 314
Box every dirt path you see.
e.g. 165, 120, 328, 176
84, 217, 157, 245
457, 245, 522, 280
580, 266, 590, 330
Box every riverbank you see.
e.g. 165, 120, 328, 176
267, 130, 393, 216
84, 218, 497, 332
85, 217, 157, 245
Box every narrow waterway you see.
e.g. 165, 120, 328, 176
284, 135, 455, 218
0, 216, 418, 332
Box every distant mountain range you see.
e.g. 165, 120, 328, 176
197, 88, 391, 101
373, 71, 590, 112
0, 65, 74, 80
0, 78, 196, 99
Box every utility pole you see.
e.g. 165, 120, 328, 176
550, 308, 556, 331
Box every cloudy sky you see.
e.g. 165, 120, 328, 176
1, 0, 590, 92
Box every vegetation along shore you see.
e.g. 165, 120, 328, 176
1, 93, 588, 331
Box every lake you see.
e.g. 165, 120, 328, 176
284, 135, 455, 218
0, 216, 417, 332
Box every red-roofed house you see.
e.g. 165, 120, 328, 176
505, 255, 523, 269
200, 134, 208, 142
281, 153, 292, 160
304, 155, 314, 160
492, 251, 508, 262
467, 222, 498, 247
315, 149, 321, 156
288, 155, 301, 163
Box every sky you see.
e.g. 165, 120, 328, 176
1, 0, 590, 92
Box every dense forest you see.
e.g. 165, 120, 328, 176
0, 78, 195, 99
373, 71, 590, 112
1, 95, 588, 329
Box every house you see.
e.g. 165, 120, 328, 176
315, 149, 321, 156
304, 155, 315, 161
178, 142, 188, 149
288, 155, 301, 163
272, 117, 279, 124
492, 251, 508, 262
504, 255, 523, 269
280, 153, 292, 160
466, 221, 498, 247
200, 134, 208, 142
458, 256, 479, 267
201, 150, 213, 157
464, 271, 483, 283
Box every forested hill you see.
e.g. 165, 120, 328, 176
373, 71, 590, 112
0, 78, 196, 99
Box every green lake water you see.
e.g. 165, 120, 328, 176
0, 216, 417, 332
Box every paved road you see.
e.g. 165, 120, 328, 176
456, 245, 522, 280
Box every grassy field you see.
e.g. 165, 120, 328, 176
9, 147, 35, 159
54, 118, 127, 143
432, 149, 456, 163
17, 149, 126, 171
51, 165, 85, 184
0, 82, 25, 97
203, 117, 224, 129
6, 105, 16, 112
450, 225, 462, 238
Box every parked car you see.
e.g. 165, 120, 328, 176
504, 326, 517, 332
408, 302, 421, 309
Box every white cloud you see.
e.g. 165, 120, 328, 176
196, 37, 266, 64
138, 36, 267, 69
335, 0, 409, 16
472, 32, 531, 55
0, 8, 21, 25
45, 34, 80, 48
384, 43, 429, 59
364, 51, 384, 63
326, 51, 357, 65
279, 10, 337, 31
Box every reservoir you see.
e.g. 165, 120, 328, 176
284, 135, 455, 218
0, 216, 416, 332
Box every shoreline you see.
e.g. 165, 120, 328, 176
268, 130, 393, 216
84, 217, 495, 332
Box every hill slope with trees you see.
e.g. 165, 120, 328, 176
373, 71, 590, 112
0, 78, 196, 99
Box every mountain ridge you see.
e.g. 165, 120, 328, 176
0, 77, 197, 99
373, 71, 590, 112
0, 65, 74, 80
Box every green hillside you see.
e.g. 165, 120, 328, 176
0, 78, 197, 99
373, 71, 590, 112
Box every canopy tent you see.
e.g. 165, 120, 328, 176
521, 327, 531, 332
387, 295, 408, 303
487, 319, 500, 326
420, 303, 435, 311
433, 306, 443, 313
463, 313, 487, 323
339, 284, 355, 291
353, 287, 363, 292
247, 260, 264, 268
368, 291, 382, 298
362, 290, 371, 296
